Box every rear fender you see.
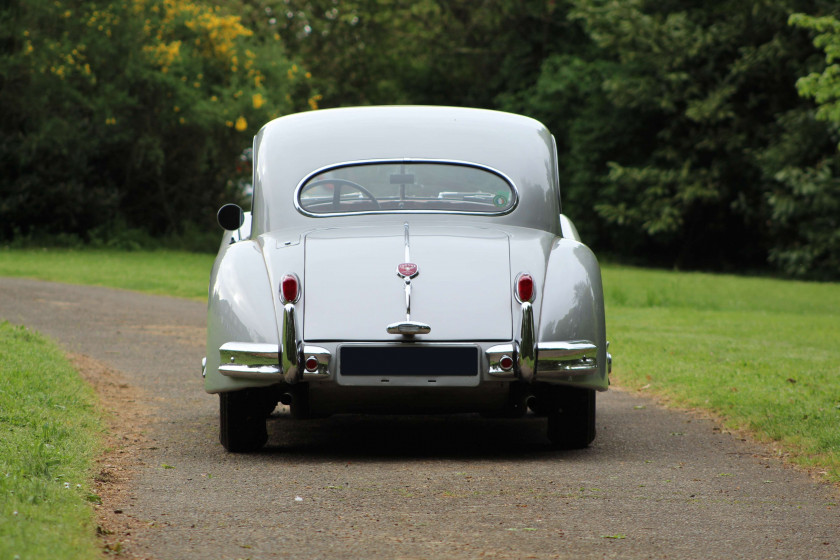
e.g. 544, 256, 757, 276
537, 239, 608, 391
205, 240, 280, 393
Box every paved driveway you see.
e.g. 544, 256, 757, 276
1, 277, 837, 559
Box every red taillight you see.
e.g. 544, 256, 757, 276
280, 274, 300, 303
305, 356, 319, 372
516, 273, 534, 303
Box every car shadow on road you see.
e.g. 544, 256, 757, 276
260, 410, 601, 462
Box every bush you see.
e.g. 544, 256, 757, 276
0, 0, 316, 243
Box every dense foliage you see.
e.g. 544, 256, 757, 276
510, 0, 840, 274
0, 0, 315, 246
776, 12, 840, 277
2, 0, 839, 277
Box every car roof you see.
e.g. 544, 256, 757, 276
251, 106, 560, 233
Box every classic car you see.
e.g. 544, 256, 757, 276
205, 106, 609, 452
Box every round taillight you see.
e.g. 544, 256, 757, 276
280, 274, 300, 303
499, 355, 514, 371
305, 356, 319, 372
516, 273, 534, 303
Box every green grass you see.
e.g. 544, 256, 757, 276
604, 265, 840, 482
0, 248, 215, 300
0, 322, 104, 560
1, 247, 839, 560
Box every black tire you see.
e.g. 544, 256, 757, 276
546, 387, 596, 449
219, 389, 269, 452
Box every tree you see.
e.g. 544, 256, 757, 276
509, 0, 839, 275
246, 0, 586, 109
761, 12, 840, 278
0, 0, 314, 243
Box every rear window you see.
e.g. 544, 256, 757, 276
296, 161, 516, 215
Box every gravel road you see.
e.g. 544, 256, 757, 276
1, 277, 838, 559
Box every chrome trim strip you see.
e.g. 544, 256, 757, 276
293, 158, 519, 218
282, 303, 303, 383
487, 343, 516, 379
403, 276, 412, 319
516, 301, 536, 382
403, 223, 412, 319
219, 342, 281, 378
535, 340, 598, 378
403, 221, 411, 264
219, 363, 283, 378
387, 221, 431, 336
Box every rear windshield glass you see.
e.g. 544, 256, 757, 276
297, 162, 516, 215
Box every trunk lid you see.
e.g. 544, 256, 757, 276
303, 224, 512, 341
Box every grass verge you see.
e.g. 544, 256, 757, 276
0, 322, 103, 559
604, 265, 840, 482
0, 248, 215, 300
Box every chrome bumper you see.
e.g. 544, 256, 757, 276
219, 342, 282, 377
219, 341, 330, 382
488, 300, 606, 382
217, 301, 607, 385
487, 340, 599, 381
218, 302, 328, 383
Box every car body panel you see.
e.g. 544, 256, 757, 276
303, 224, 512, 341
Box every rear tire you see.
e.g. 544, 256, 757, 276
545, 387, 596, 449
219, 389, 269, 452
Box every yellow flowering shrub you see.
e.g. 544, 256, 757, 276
0, 0, 318, 241
130, 0, 304, 133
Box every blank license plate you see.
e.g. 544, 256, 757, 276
340, 346, 479, 377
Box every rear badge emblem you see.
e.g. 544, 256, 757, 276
397, 262, 419, 278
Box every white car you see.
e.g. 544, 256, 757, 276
205, 106, 609, 452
